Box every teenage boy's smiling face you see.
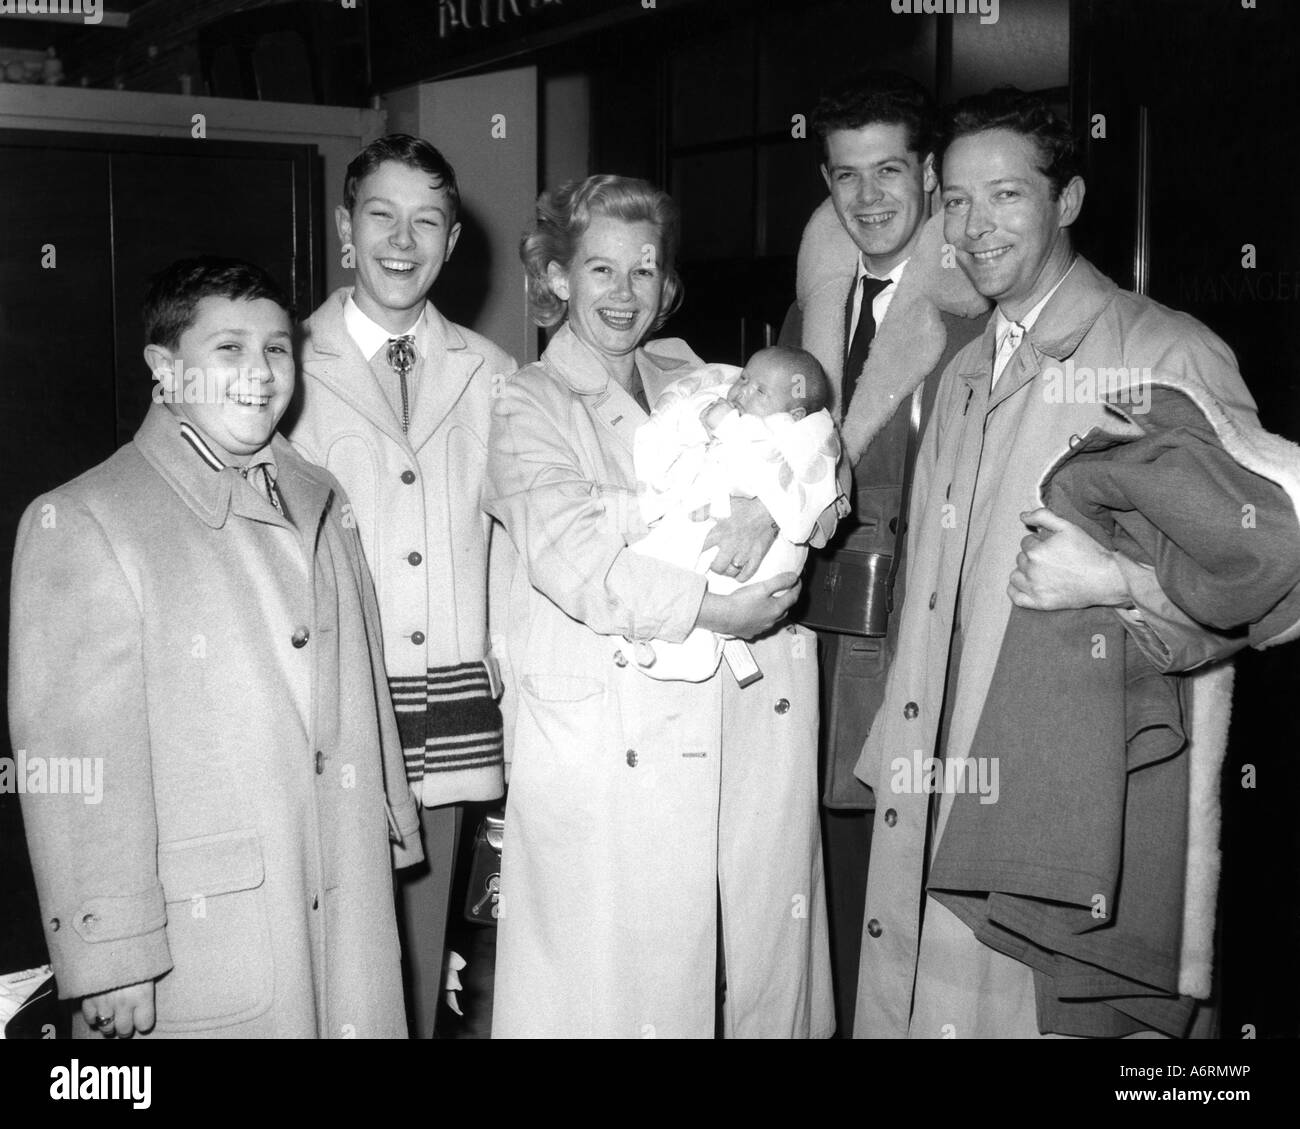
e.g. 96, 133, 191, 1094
147, 296, 294, 463
821, 122, 936, 274
336, 160, 462, 333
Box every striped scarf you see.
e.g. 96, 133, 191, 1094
390, 661, 504, 786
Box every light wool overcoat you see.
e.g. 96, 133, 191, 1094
484, 325, 833, 1038
9, 404, 422, 1038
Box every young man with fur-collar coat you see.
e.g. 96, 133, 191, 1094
288, 136, 516, 1037
852, 88, 1300, 1038
779, 72, 988, 1033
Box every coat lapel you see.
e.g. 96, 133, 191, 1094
299, 289, 409, 450
134, 403, 295, 533
539, 323, 703, 455
270, 433, 334, 541
405, 306, 483, 453
987, 258, 1119, 413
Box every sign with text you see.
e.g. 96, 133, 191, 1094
369, 0, 703, 88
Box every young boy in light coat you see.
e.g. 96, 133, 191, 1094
9, 258, 421, 1038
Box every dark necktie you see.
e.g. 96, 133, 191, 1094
387, 335, 417, 433
841, 275, 890, 418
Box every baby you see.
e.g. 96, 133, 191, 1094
631, 345, 841, 682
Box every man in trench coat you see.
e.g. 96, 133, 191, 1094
853, 89, 1262, 1038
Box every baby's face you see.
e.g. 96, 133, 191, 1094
726, 356, 803, 418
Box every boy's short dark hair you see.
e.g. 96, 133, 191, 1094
343, 133, 460, 224
942, 86, 1081, 199
811, 70, 936, 166
143, 256, 292, 350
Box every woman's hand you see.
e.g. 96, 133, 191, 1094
704, 496, 779, 583
696, 573, 801, 640
80, 980, 156, 1039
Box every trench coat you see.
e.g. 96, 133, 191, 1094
484, 324, 833, 1038
852, 256, 1258, 1038
8, 403, 422, 1038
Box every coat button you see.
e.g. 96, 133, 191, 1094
407, 551, 422, 566
884, 808, 898, 827
903, 701, 919, 720
888, 517, 898, 534
400, 469, 416, 485
49, 917, 60, 932
291, 627, 310, 648
312, 894, 319, 910
81, 913, 98, 931
929, 592, 937, 610
774, 698, 790, 715
315, 750, 324, 775
626, 749, 638, 767
411, 631, 426, 646
613, 649, 628, 667
866, 918, 883, 938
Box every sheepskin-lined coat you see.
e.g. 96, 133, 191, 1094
852, 255, 1276, 1038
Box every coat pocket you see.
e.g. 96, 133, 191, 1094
521, 674, 605, 703
154, 829, 274, 1032
518, 674, 609, 775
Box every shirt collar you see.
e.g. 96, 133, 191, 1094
855, 254, 909, 290
995, 257, 1078, 346
343, 290, 430, 362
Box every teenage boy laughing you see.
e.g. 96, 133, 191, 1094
289, 135, 516, 1035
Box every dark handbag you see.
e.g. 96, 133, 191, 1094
800, 547, 893, 636
462, 809, 504, 925
800, 387, 924, 636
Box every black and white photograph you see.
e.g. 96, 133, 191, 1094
0, 0, 1295, 1093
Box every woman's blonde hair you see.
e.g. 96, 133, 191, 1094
520, 174, 684, 331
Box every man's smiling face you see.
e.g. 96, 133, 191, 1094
821, 121, 936, 274
940, 127, 1083, 318
336, 160, 462, 334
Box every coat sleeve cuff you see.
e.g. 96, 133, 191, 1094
1114, 553, 1247, 672
391, 831, 425, 871
46, 885, 172, 1000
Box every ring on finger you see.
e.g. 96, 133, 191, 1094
93, 1014, 115, 1029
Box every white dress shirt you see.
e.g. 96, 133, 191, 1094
991, 259, 1077, 390
849, 255, 909, 342
343, 291, 431, 363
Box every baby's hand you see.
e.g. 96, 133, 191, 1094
700, 400, 733, 431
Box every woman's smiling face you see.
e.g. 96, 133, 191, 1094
548, 214, 664, 363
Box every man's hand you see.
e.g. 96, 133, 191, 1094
696, 574, 801, 639
703, 496, 779, 583
80, 980, 156, 1039
1008, 507, 1130, 611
